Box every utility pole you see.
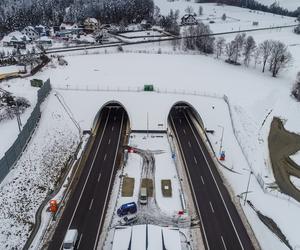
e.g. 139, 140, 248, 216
147, 112, 149, 138
244, 170, 253, 205
218, 125, 224, 156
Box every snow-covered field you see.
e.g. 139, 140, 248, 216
1, 2, 300, 249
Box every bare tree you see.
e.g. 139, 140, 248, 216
225, 41, 236, 62
198, 6, 203, 16
292, 71, 300, 101
268, 41, 292, 77
215, 37, 226, 59
185, 6, 194, 15
243, 35, 256, 66
259, 40, 273, 73
234, 33, 246, 64
253, 48, 261, 68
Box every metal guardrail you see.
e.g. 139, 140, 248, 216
0, 79, 52, 183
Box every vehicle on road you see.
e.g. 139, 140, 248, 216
117, 202, 137, 216
119, 214, 138, 225
63, 229, 78, 250
139, 187, 148, 205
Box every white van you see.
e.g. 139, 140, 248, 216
63, 229, 78, 250
140, 187, 147, 205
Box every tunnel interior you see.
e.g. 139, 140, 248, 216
92, 102, 130, 133
168, 102, 204, 130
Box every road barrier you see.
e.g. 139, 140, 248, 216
0, 79, 52, 183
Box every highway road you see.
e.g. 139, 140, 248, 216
47, 105, 127, 250
169, 107, 255, 250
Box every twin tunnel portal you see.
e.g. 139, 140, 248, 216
47, 102, 255, 250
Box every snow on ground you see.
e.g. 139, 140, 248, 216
290, 176, 300, 190
128, 133, 182, 212
291, 150, 300, 166
155, 1, 296, 27
0, 65, 24, 74
1, 4, 300, 249
257, 0, 300, 11
0, 92, 79, 249
0, 78, 37, 158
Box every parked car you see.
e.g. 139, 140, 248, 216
117, 202, 137, 217
139, 187, 147, 205
119, 214, 138, 225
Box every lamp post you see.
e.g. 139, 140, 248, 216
244, 169, 253, 206
218, 125, 224, 156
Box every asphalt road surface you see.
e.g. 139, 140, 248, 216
169, 107, 254, 250
48, 106, 127, 250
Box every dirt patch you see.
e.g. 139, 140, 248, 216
161, 179, 172, 197
141, 178, 153, 197
268, 117, 300, 202
121, 177, 135, 197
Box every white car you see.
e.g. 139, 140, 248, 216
119, 214, 138, 226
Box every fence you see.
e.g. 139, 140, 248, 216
0, 79, 52, 183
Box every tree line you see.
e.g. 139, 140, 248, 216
0, 0, 154, 34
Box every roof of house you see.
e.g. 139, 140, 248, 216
85, 17, 98, 24
1, 31, 31, 43
182, 14, 196, 20
112, 225, 181, 250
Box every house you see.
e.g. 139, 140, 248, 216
181, 14, 198, 25
56, 23, 83, 37
1, 31, 31, 48
83, 17, 99, 33
35, 36, 53, 46
22, 26, 39, 40
35, 25, 50, 36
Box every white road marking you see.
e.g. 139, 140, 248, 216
209, 201, 215, 213
169, 114, 210, 250
93, 112, 125, 250
104, 153, 107, 161
114, 116, 116, 121
108, 138, 111, 145
179, 119, 182, 124
77, 233, 83, 249
60, 110, 111, 250
194, 156, 198, 164
97, 172, 102, 182
221, 235, 227, 250
188, 141, 192, 148
201, 176, 205, 185
89, 198, 94, 210
184, 112, 244, 250
112, 126, 114, 131
183, 128, 186, 134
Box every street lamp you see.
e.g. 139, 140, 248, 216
244, 169, 253, 206
218, 125, 224, 156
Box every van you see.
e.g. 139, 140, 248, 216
63, 229, 78, 250
117, 202, 137, 217
140, 187, 147, 205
